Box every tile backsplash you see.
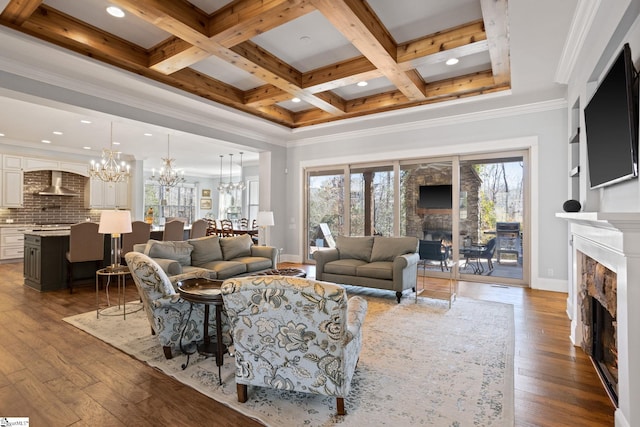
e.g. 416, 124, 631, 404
0, 171, 100, 224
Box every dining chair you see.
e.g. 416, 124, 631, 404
163, 219, 185, 241
66, 222, 104, 293
220, 219, 234, 237
121, 221, 151, 261
190, 218, 208, 239
238, 217, 248, 228
205, 218, 217, 236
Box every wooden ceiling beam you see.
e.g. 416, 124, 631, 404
112, 0, 344, 116
150, 0, 315, 74
397, 20, 487, 64
480, 0, 510, 85
22, 6, 148, 68
149, 38, 209, 74
211, 0, 315, 48
0, 0, 42, 25
302, 56, 378, 92
244, 85, 290, 108
311, 0, 425, 101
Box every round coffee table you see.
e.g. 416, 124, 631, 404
176, 277, 226, 384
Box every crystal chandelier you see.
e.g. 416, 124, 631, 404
89, 122, 131, 183
217, 152, 246, 193
150, 135, 186, 188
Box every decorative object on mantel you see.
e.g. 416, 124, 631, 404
63, 289, 515, 427
89, 122, 131, 183
99, 209, 132, 269
150, 135, 186, 188
217, 152, 246, 193
563, 199, 582, 212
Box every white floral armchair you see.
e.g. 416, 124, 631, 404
221, 275, 368, 415
125, 252, 231, 359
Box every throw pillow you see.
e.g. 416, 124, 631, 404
220, 234, 253, 260
145, 240, 193, 266
370, 237, 418, 262
336, 236, 374, 262
188, 235, 223, 266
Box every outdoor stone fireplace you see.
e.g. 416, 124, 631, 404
559, 212, 640, 427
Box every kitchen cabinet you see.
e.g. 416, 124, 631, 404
1, 154, 24, 208
2, 169, 24, 207
0, 226, 31, 260
24, 233, 69, 291
85, 178, 129, 209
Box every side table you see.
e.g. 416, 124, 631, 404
96, 265, 141, 319
177, 277, 226, 385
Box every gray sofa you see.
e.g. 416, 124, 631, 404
313, 235, 419, 303
133, 234, 277, 280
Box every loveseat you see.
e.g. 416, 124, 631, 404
134, 233, 277, 280
313, 235, 419, 303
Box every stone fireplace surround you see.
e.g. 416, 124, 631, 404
558, 212, 640, 427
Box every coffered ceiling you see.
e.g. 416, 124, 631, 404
0, 0, 510, 129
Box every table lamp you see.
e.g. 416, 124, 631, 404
256, 211, 274, 246
99, 209, 132, 269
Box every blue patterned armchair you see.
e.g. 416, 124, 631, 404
221, 275, 368, 415
125, 252, 231, 359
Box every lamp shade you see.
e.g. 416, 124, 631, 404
256, 211, 274, 227
99, 210, 132, 234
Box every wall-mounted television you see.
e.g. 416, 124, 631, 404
584, 43, 639, 189
418, 184, 452, 209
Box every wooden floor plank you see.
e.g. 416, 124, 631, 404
0, 261, 615, 426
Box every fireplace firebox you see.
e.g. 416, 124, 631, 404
590, 296, 618, 405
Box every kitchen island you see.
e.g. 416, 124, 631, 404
24, 230, 70, 291
23, 229, 110, 292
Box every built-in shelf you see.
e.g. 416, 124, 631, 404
569, 128, 580, 144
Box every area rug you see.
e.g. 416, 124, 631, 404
63, 287, 514, 426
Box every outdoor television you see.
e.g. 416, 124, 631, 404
584, 43, 639, 189
418, 184, 452, 209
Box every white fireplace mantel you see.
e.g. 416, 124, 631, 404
557, 212, 640, 427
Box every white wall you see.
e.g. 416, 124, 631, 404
286, 103, 568, 290
566, 0, 640, 213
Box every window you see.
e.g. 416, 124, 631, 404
144, 182, 196, 226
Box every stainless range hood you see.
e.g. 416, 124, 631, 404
38, 171, 78, 196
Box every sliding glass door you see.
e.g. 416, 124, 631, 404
307, 169, 345, 260
349, 165, 394, 236
304, 150, 528, 286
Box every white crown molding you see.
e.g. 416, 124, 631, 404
290, 98, 566, 148
555, 0, 601, 84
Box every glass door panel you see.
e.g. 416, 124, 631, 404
306, 169, 345, 261
458, 157, 524, 281
400, 160, 453, 278
349, 165, 394, 236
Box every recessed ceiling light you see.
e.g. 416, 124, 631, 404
112, 141, 120, 145
82, 146, 91, 150
144, 133, 153, 136
53, 131, 63, 135
291, 97, 301, 103
106, 6, 125, 18
357, 81, 368, 87
41, 139, 51, 144
80, 119, 92, 124
0, 133, 5, 137
300, 36, 311, 43
445, 58, 459, 66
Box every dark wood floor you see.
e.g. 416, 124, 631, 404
0, 262, 615, 426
